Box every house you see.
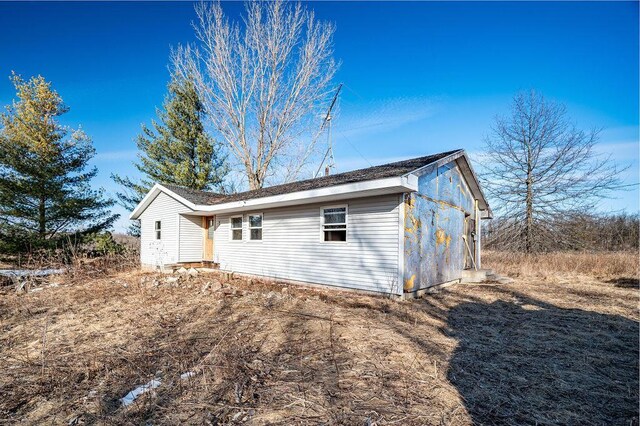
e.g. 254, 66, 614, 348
130, 149, 491, 296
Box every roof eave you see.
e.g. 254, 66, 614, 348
187, 175, 418, 215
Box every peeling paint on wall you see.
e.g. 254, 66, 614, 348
404, 274, 416, 291
403, 161, 476, 293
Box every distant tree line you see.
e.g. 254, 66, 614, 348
484, 213, 639, 252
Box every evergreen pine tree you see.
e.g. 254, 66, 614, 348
112, 74, 227, 235
0, 73, 118, 253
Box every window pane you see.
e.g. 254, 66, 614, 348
155, 221, 161, 230
324, 230, 346, 242
232, 229, 242, 240
324, 210, 346, 224
323, 224, 346, 230
156, 230, 161, 240
249, 214, 262, 228
231, 217, 242, 229
250, 229, 262, 240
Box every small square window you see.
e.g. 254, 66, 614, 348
231, 216, 243, 241
154, 221, 161, 240
249, 214, 262, 241
322, 206, 346, 242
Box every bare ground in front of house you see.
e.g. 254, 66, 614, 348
0, 252, 638, 425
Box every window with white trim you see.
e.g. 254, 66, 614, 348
230, 216, 243, 241
321, 206, 347, 242
249, 213, 263, 240
154, 221, 161, 240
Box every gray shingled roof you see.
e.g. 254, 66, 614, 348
162, 149, 461, 206
161, 184, 227, 205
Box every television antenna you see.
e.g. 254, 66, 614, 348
315, 83, 342, 178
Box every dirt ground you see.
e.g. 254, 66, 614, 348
0, 256, 638, 425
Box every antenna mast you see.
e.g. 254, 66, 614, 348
315, 83, 342, 178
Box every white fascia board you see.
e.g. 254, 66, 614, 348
132, 176, 417, 219
189, 175, 418, 216
129, 183, 197, 220
454, 155, 491, 212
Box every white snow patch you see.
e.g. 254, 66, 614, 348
120, 379, 161, 407
0, 268, 65, 278
180, 371, 196, 380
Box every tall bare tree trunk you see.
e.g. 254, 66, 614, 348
248, 175, 260, 191
246, 167, 263, 191
525, 176, 534, 253
525, 142, 534, 253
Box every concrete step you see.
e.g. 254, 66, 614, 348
461, 268, 515, 285
461, 269, 494, 283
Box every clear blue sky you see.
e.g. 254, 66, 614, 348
1, 1, 638, 231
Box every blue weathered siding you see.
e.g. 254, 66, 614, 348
403, 161, 476, 292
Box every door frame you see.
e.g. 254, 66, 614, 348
463, 213, 476, 270
202, 216, 215, 261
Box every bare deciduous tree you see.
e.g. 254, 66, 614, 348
173, 1, 338, 190
480, 90, 625, 253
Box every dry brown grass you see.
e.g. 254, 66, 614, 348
484, 250, 640, 280
0, 254, 638, 425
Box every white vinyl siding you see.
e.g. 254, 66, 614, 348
179, 214, 203, 262
139, 192, 195, 266
214, 194, 401, 294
